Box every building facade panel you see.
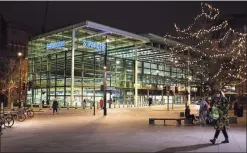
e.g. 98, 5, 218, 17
27, 21, 192, 107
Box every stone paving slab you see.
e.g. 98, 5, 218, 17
1, 106, 246, 152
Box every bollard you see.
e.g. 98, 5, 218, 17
75, 102, 77, 109
1, 102, 3, 113
83, 102, 85, 109
97, 102, 99, 109
21, 102, 24, 108
67, 103, 69, 110
90, 101, 92, 109
39, 103, 42, 111
11, 102, 13, 110
31, 103, 33, 109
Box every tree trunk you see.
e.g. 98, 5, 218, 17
7, 88, 11, 108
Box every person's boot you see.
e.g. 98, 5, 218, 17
221, 139, 229, 143
210, 138, 216, 144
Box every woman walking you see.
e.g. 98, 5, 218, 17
99, 98, 104, 109
210, 89, 230, 144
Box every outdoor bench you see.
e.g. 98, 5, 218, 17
149, 118, 185, 126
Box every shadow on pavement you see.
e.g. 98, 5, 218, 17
155, 143, 219, 153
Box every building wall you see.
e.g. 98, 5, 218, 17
28, 33, 189, 107
0, 16, 30, 106
0, 14, 30, 57
5, 28, 29, 57
27, 51, 186, 107
236, 81, 247, 95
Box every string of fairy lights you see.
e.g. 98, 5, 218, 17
164, 2, 247, 87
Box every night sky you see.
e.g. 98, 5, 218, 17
0, 1, 246, 36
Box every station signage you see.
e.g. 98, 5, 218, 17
82, 40, 106, 51
46, 40, 65, 50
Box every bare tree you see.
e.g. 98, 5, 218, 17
165, 3, 247, 94
0, 57, 28, 107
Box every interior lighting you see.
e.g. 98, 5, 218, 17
17, 52, 22, 57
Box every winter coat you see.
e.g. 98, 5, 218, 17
52, 100, 59, 109
185, 107, 191, 119
99, 99, 104, 107
211, 96, 229, 130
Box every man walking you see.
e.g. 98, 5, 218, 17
148, 97, 153, 107
210, 89, 230, 144
52, 98, 59, 115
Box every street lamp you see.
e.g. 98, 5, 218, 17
17, 52, 23, 108
17, 52, 22, 57
103, 37, 108, 116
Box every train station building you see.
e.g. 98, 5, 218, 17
27, 21, 196, 107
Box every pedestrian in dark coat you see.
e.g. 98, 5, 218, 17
210, 89, 230, 144
185, 105, 197, 124
52, 99, 59, 115
148, 97, 152, 107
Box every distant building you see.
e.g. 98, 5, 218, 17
0, 13, 31, 106
0, 13, 30, 58
6, 28, 30, 57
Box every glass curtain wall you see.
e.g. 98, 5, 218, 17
27, 24, 190, 107
28, 29, 73, 107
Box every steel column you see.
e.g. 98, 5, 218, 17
71, 29, 75, 106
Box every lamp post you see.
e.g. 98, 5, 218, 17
103, 65, 107, 116
103, 38, 109, 116
17, 52, 22, 107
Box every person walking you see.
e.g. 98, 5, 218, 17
83, 99, 86, 109
148, 97, 153, 107
42, 100, 45, 108
52, 98, 59, 115
199, 98, 209, 126
210, 89, 230, 144
99, 98, 104, 109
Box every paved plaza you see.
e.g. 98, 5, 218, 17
0, 105, 246, 152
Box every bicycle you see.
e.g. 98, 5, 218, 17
23, 107, 35, 118
0, 113, 15, 128
9, 109, 26, 122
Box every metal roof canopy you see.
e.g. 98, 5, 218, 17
29, 21, 150, 59
29, 21, 191, 69
31, 21, 150, 42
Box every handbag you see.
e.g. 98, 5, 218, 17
211, 106, 219, 120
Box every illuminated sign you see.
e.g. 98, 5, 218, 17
46, 41, 65, 50
82, 40, 106, 51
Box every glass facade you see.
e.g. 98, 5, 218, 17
27, 21, 191, 107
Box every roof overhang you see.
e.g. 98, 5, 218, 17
31, 20, 150, 43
